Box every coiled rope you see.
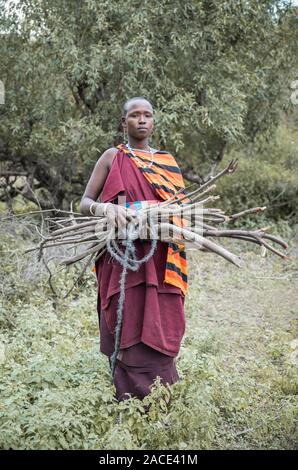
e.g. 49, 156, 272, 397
106, 215, 158, 379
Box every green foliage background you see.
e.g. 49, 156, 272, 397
0, 0, 297, 220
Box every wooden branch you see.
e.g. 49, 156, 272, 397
0, 171, 27, 177
17, 155, 289, 275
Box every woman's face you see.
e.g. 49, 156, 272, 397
123, 100, 154, 140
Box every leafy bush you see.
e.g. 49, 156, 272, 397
0, 215, 297, 449
217, 122, 298, 225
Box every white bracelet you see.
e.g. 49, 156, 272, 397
89, 202, 97, 216
89, 202, 111, 217
103, 203, 111, 216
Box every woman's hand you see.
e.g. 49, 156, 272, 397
105, 203, 135, 231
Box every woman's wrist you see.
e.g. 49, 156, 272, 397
103, 202, 113, 216
89, 202, 112, 217
89, 202, 97, 216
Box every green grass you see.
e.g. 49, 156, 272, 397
185, 236, 297, 449
0, 220, 297, 449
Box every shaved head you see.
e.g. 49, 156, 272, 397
122, 97, 153, 117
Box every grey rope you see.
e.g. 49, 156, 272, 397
106, 216, 158, 379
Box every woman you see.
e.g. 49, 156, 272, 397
79, 96, 188, 402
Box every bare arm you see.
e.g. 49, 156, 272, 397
79, 148, 134, 227
79, 148, 116, 215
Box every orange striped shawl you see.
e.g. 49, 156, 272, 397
117, 143, 190, 296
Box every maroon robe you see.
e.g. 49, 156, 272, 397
94, 147, 186, 401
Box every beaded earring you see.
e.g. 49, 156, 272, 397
123, 125, 127, 142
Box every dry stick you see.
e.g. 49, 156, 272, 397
50, 222, 107, 239
191, 183, 218, 201
162, 208, 227, 219
202, 229, 289, 259
253, 237, 289, 259
228, 234, 265, 245
161, 238, 195, 248
33, 209, 289, 266
61, 242, 106, 265
259, 232, 289, 249
44, 263, 74, 279
148, 183, 216, 211
148, 198, 222, 216
159, 223, 242, 267
55, 221, 286, 265
203, 208, 225, 213
225, 234, 283, 250
179, 215, 227, 224
141, 210, 226, 228
41, 254, 58, 298
190, 215, 227, 223
33, 218, 98, 258
51, 219, 99, 236
202, 222, 222, 230
195, 195, 221, 206
173, 184, 217, 206
0, 208, 83, 221
179, 204, 268, 223
203, 228, 288, 248
140, 183, 196, 215
38, 192, 217, 247
161, 222, 288, 261
48, 221, 66, 230
228, 206, 267, 220
200, 208, 226, 214
27, 237, 104, 250
31, 223, 103, 250
95, 247, 107, 262
211, 234, 289, 260
45, 216, 96, 225
69, 201, 77, 226
42, 227, 108, 245
187, 189, 220, 205
63, 252, 96, 299
177, 159, 238, 204
157, 182, 198, 206
25, 216, 108, 254
25, 231, 102, 252
46, 218, 101, 237
24, 154, 289, 270
55, 226, 104, 239
46, 213, 99, 223
148, 224, 289, 259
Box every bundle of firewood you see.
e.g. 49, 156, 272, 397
24, 159, 289, 273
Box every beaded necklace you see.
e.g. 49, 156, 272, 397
125, 142, 155, 168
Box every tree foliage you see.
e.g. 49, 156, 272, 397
0, 0, 297, 209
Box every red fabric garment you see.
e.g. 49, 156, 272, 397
94, 147, 186, 357
99, 283, 185, 357
113, 342, 180, 402
100, 308, 181, 402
